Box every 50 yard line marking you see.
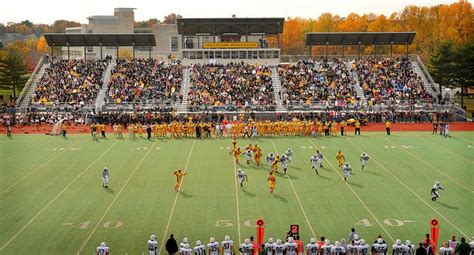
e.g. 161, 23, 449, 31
232, 150, 242, 245
385, 139, 473, 193
345, 138, 471, 238
158, 140, 196, 255
270, 140, 316, 238
307, 138, 395, 243
0, 140, 81, 196
0, 140, 119, 251
77, 141, 157, 254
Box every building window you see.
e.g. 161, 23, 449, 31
87, 47, 93, 52
170, 37, 178, 52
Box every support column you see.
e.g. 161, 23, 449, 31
405, 43, 409, 57
84, 45, 86, 60
67, 45, 70, 60
342, 44, 344, 59
51, 45, 54, 58
309, 46, 313, 59
358, 43, 361, 60
100, 45, 103, 60
390, 44, 393, 58
374, 44, 377, 57
149, 46, 152, 59
133, 45, 135, 59
326, 44, 329, 58
116, 45, 119, 60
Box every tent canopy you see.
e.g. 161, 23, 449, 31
177, 18, 284, 35
305, 32, 416, 46
43, 33, 156, 47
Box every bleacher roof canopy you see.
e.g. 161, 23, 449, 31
43, 33, 156, 47
305, 32, 416, 46
177, 18, 284, 35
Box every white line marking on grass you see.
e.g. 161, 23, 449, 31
271, 140, 316, 238
456, 136, 474, 144
418, 136, 474, 164
232, 152, 242, 244
385, 139, 473, 193
0, 140, 81, 196
345, 138, 471, 238
0, 140, 119, 251
77, 141, 156, 254
158, 140, 196, 255
307, 138, 395, 242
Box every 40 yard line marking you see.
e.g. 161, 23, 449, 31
385, 139, 473, 193
270, 140, 316, 238
232, 149, 242, 245
307, 138, 395, 243
418, 136, 474, 164
0, 140, 81, 196
77, 141, 157, 254
345, 138, 471, 238
0, 140, 119, 251
158, 140, 196, 255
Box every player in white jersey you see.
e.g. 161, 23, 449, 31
440, 242, 455, 255
207, 237, 220, 255
274, 239, 286, 255
245, 149, 253, 164
221, 236, 235, 255
347, 240, 358, 255
237, 169, 248, 189
96, 242, 110, 255
469, 237, 474, 255
281, 155, 290, 175
286, 148, 293, 162
148, 235, 158, 255
239, 239, 254, 255
194, 240, 206, 255
343, 163, 352, 182
360, 153, 369, 170
431, 181, 444, 201
316, 150, 324, 168
306, 238, 319, 255
265, 238, 276, 255
181, 237, 189, 249
372, 238, 388, 255
322, 239, 333, 255
404, 241, 415, 255
357, 239, 370, 255
310, 155, 320, 175
102, 167, 109, 188
331, 241, 346, 255
285, 237, 298, 255
267, 153, 275, 167
392, 239, 405, 255
180, 243, 193, 255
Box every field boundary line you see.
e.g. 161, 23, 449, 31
456, 136, 473, 144
0, 136, 48, 163
158, 140, 196, 255
307, 138, 395, 242
270, 140, 316, 238
77, 141, 157, 254
0, 140, 119, 251
345, 138, 471, 238
418, 136, 474, 164
232, 151, 242, 244
385, 139, 473, 193
0, 140, 81, 196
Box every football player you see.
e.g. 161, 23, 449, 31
360, 152, 369, 170
221, 236, 235, 255
274, 239, 286, 255
322, 239, 333, 255
343, 163, 352, 182
310, 154, 320, 175
239, 239, 254, 255
281, 155, 289, 175
194, 240, 206, 255
439, 242, 454, 255
207, 237, 219, 255
96, 241, 110, 255
358, 239, 370, 255
372, 238, 388, 255
148, 235, 158, 255
331, 241, 346, 255
180, 243, 192, 255
431, 181, 444, 201
347, 240, 358, 255
265, 238, 276, 255
244, 149, 253, 165
102, 167, 109, 188
286, 148, 293, 162
174, 170, 186, 192
404, 240, 415, 255
268, 172, 276, 193
237, 169, 248, 189
336, 151, 345, 167
285, 237, 298, 255
316, 150, 324, 168
306, 238, 319, 255
267, 153, 275, 168
392, 239, 405, 255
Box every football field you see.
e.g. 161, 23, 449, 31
0, 132, 473, 254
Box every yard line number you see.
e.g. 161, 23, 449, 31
356, 218, 414, 227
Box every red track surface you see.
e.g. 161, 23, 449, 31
2, 122, 474, 135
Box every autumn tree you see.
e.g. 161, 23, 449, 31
36, 36, 49, 52
162, 13, 182, 24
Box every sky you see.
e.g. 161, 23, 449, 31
0, 0, 462, 24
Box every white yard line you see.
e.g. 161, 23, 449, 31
456, 136, 473, 144
0, 140, 81, 196
0, 140, 119, 251
307, 138, 395, 242
232, 155, 243, 245
418, 136, 474, 164
158, 140, 196, 255
77, 141, 157, 254
270, 140, 316, 238
385, 139, 473, 193
346, 138, 471, 238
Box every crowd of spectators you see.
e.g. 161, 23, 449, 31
105, 59, 183, 105
187, 62, 276, 111
30, 58, 107, 107
278, 58, 359, 107
354, 57, 434, 105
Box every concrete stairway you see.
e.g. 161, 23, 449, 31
18, 63, 49, 109
270, 66, 286, 112
176, 66, 190, 114
412, 61, 438, 98
346, 61, 366, 101
95, 61, 114, 112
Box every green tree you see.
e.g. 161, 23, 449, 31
428, 40, 457, 90
0, 49, 29, 99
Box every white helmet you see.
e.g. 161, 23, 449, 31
268, 238, 274, 243
288, 237, 293, 242
288, 148, 292, 152
406, 240, 411, 245
325, 239, 331, 245
354, 234, 360, 241
225, 235, 230, 241
100, 242, 106, 247
310, 238, 316, 244
104, 167, 108, 170
150, 235, 156, 241
183, 238, 189, 244
360, 239, 366, 245
396, 239, 401, 245
196, 240, 201, 246
210, 237, 215, 243
334, 241, 341, 247
435, 181, 440, 185
244, 239, 250, 245
377, 238, 383, 244
276, 239, 282, 245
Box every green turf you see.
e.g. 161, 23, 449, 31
0, 132, 473, 254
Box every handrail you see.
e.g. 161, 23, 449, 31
16, 55, 45, 108
416, 54, 440, 95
